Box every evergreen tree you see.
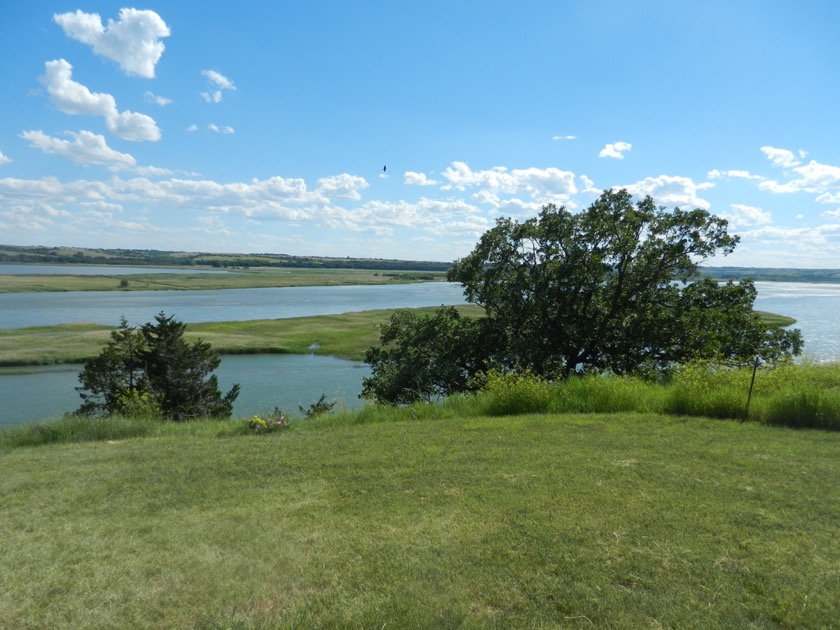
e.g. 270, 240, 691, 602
76, 312, 239, 419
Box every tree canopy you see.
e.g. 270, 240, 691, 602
76, 312, 240, 419
363, 190, 802, 403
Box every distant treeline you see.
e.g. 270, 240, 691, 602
700, 266, 840, 283
4, 246, 838, 282
0, 245, 452, 273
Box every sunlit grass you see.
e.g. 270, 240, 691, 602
1, 410, 838, 628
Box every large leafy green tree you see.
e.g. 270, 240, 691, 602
447, 189, 801, 378
361, 306, 491, 405
76, 312, 240, 419
363, 190, 802, 403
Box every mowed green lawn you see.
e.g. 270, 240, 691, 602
1, 412, 837, 628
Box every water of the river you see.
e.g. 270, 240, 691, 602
0, 355, 370, 427
0, 282, 467, 329
1, 280, 837, 427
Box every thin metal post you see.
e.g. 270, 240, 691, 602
745, 355, 760, 419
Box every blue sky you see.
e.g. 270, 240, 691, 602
1, 1, 839, 266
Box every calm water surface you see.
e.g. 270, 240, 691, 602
0, 282, 466, 329
752, 281, 840, 362
0, 355, 369, 427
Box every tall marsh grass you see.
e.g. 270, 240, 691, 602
474, 361, 840, 430
0, 414, 156, 450
4, 362, 839, 451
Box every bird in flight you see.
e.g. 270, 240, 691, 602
383, 165, 387, 173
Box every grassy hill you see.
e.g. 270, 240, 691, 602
1, 408, 838, 628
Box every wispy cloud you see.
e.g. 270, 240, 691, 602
208, 123, 235, 134
707, 169, 764, 181
144, 91, 173, 106
201, 70, 237, 103
20, 129, 137, 168
53, 8, 170, 78
552, 135, 576, 141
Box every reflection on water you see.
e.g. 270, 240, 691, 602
0, 282, 467, 329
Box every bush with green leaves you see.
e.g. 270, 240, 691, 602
113, 389, 163, 419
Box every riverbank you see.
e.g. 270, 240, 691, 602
0, 306, 789, 368
0, 310, 392, 367
0, 267, 447, 293
1, 409, 837, 627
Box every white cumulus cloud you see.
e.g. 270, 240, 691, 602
758, 153, 840, 203
316, 174, 369, 200
20, 130, 137, 169
725, 203, 772, 228
761, 146, 800, 169
40, 59, 161, 141
440, 162, 576, 204
53, 8, 170, 78
0, 150, 11, 166
620, 175, 712, 210
599, 141, 632, 159
404, 171, 439, 186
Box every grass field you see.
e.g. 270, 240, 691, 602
1, 409, 838, 628
0, 267, 446, 293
